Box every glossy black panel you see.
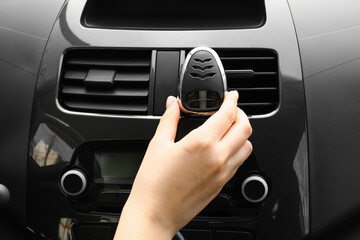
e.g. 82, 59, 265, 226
82, 0, 266, 30
0, 0, 65, 39
0, 0, 66, 227
288, 0, 360, 78
317, 213, 360, 240
304, 59, 360, 237
0, 61, 36, 224
154, 51, 180, 115
0, 213, 36, 240
288, 0, 360, 237
26, 0, 307, 239
0, 0, 65, 74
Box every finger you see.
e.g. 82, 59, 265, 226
196, 90, 239, 141
225, 164, 241, 185
219, 108, 252, 157
226, 140, 253, 172
222, 141, 253, 184
153, 96, 181, 143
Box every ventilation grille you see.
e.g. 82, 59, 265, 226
58, 49, 152, 115
217, 49, 279, 115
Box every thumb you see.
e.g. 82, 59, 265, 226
153, 96, 180, 143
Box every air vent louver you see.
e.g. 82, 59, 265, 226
217, 49, 279, 115
59, 49, 152, 115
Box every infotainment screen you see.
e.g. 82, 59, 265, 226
95, 152, 144, 179
73, 141, 149, 184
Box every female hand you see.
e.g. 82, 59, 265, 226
114, 90, 253, 240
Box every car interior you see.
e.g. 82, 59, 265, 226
1, 0, 360, 239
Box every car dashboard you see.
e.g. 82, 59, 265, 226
0, 0, 360, 239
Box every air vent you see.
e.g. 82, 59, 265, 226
58, 49, 152, 115
217, 49, 279, 115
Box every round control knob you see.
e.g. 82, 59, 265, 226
241, 174, 269, 203
60, 169, 87, 197
0, 184, 10, 207
172, 232, 185, 240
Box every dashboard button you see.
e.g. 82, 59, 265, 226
241, 174, 269, 203
60, 169, 87, 197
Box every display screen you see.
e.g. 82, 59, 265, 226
96, 152, 144, 179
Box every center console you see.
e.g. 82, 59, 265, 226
59, 140, 268, 220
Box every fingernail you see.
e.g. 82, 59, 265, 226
233, 90, 239, 100
228, 90, 238, 100
166, 96, 175, 109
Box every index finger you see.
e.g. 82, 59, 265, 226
196, 90, 239, 141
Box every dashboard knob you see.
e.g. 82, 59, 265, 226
0, 184, 10, 207
172, 232, 185, 240
241, 174, 269, 203
60, 169, 87, 197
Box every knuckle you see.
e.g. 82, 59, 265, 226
243, 123, 253, 137
224, 109, 236, 125
245, 140, 253, 153
238, 107, 247, 118
196, 138, 207, 148
238, 108, 252, 136
209, 154, 226, 173
215, 171, 229, 189
191, 131, 212, 149
216, 152, 228, 165
213, 157, 224, 170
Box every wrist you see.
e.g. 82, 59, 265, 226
114, 196, 175, 240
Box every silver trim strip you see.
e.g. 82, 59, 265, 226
55, 100, 161, 119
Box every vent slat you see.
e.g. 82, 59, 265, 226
62, 86, 149, 97
64, 101, 148, 113
229, 87, 277, 91
114, 73, 150, 82
219, 49, 279, 115
238, 102, 277, 107
64, 71, 87, 80
225, 70, 276, 77
59, 49, 152, 115
254, 72, 277, 75
225, 70, 254, 78
221, 57, 276, 60
67, 59, 150, 67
